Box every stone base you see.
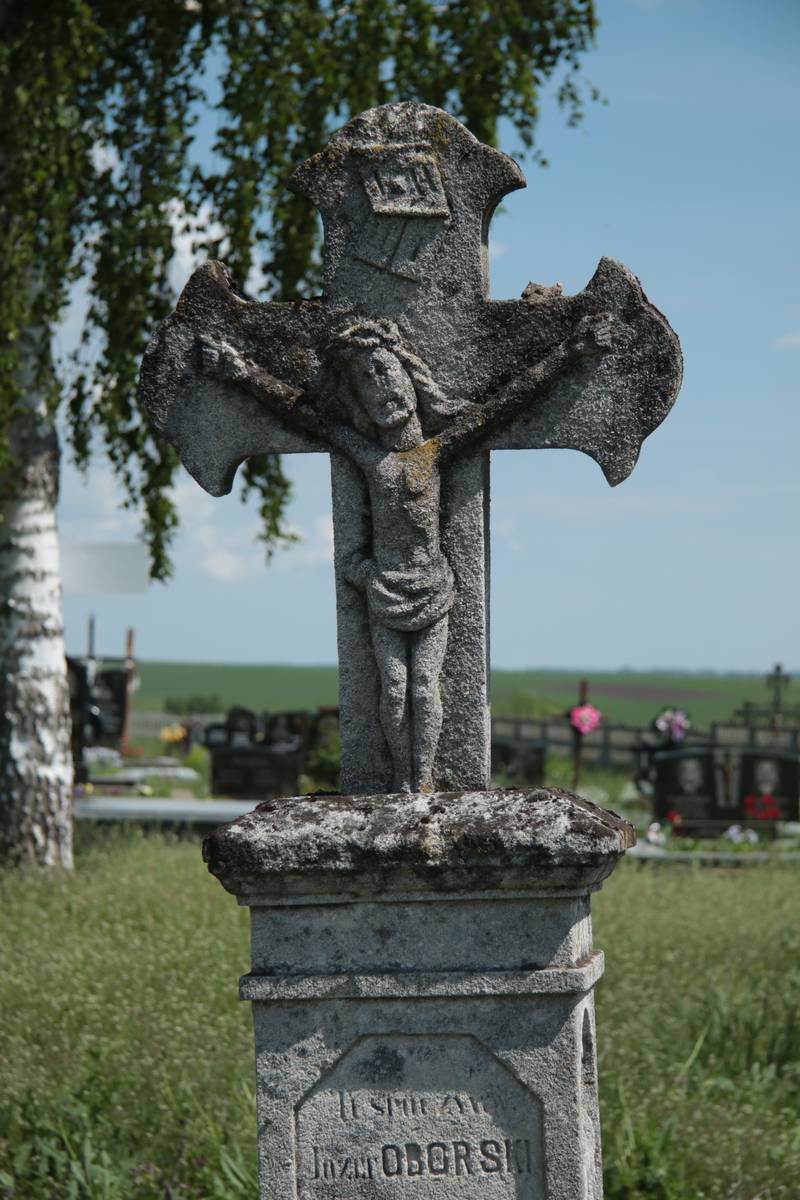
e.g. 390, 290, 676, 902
204, 788, 634, 1200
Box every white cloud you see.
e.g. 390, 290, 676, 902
59, 439, 336, 589
169, 483, 331, 582
275, 514, 334, 569
171, 477, 217, 521
178, 510, 334, 584
58, 459, 139, 542
773, 330, 800, 350
185, 517, 252, 583
200, 545, 252, 583
488, 240, 508, 261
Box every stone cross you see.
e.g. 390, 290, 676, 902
139, 101, 682, 794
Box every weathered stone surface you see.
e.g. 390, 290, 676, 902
203, 788, 631, 1200
291, 1036, 546, 1200
204, 786, 634, 901
249, 996, 604, 1200
138, 101, 682, 796
140, 101, 662, 1200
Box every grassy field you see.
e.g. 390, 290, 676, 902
1, 828, 798, 1199
132, 660, 773, 729
132, 661, 340, 714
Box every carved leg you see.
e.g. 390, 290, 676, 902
370, 622, 412, 791
409, 615, 449, 792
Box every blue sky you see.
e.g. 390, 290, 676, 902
59, 0, 800, 671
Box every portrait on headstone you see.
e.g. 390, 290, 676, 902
654, 750, 718, 823
738, 751, 800, 821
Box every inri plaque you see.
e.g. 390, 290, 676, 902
294, 1035, 544, 1199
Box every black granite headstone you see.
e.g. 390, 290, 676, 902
653, 749, 719, 826
737, 750, 800, 822
492, 737, 546, 787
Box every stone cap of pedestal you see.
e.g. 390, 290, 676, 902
203, 787, 635, 906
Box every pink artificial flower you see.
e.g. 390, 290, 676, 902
670, 710, 690, 741
570, 704, 601, 735
654, 707, 691, 741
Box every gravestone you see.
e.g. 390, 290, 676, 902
653, 749, 722, 828
491, 735, 546, 785
654, 747, 800, 831
204, 708, 306, 798
90, 664, 129, 747
204, 789, 633, 1200
738, 749, 800, 822
139, 102, 681, 1199
66, 656, 91, 784
210, 743, 303, 800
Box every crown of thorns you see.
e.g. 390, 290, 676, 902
328, 318, 459, 433
331, 318, 423, 372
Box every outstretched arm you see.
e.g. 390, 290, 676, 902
437, 313, 615, 461
198, 336, 301, 411
196, 336, 373, 464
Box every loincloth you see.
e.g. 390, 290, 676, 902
365, 555, 455, 633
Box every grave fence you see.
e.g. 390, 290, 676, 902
492, 719, 800, 768
130, 712, 800, 774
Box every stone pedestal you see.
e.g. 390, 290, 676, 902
204, 787, 634, 1200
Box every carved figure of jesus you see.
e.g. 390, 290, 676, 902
198, 312, 612, 791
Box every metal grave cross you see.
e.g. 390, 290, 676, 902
139, 102, 682, 795
766, 663, 790, 725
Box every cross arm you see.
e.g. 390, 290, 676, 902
137, 262, 331, 496
437, 312, 613, 463
459, 258, 683, 485
195, 335, 376, 468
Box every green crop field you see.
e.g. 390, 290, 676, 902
132, 660, 773, 730
132, 662, 340, 714
2, 830, 798, 1198
489, 669, 770, 729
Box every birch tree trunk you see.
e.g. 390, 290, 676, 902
0, 324, 73, 868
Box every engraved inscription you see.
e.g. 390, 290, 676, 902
359, 146, 450, 218
294, 1036, 544, 1198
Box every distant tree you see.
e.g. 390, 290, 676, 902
0, 0, 600, 866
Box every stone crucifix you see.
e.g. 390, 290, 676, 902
139, 102, 682, 795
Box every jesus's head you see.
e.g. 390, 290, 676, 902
330, 319, 458, 443
346, 343, 418, 433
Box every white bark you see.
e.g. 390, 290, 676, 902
0, 326, 73, 868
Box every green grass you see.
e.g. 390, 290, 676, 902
132, 661, 773, 730
0, 828, 255, 1199
597, 865, 800, 1198
2, 828, 799, 1198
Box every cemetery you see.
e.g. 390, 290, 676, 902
2, 7, 799, 1200
70, 660, 800, 851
